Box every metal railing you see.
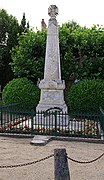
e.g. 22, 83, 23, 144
0, 103, 104, 139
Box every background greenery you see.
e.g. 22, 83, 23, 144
2, 77, 40, 106
67, 79, 104, 112
0, 8, 104, 110
11, 22, 104, 90
0, 9, 29, 90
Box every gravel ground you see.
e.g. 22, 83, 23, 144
0, 136, 104, 180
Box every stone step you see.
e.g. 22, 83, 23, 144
30, 135, 53, 146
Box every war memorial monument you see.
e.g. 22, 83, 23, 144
36, 5, 67, 113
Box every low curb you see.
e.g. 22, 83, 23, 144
0, 133, 103, 144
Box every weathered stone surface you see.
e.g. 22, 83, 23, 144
48, 5, 58, 18
54, 149, 70, 180
44, 18, 61, 80
30, 135, 53, 146
36, 5, 67, 112
39, 79, 65, 89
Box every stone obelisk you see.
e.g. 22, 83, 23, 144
36, 5, 67, 113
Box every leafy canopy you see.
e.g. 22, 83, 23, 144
11, 30, 47, 83
10, 21, 104, 85
0, 9, 30, 90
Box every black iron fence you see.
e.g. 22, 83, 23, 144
0, 103, 104, 139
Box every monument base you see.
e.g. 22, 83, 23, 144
36, 103, 67, 113
34, 113, 69, 129
36, 79, 68, 113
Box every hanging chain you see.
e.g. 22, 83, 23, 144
0, 154, 54, 169
0, 151, 104, 168
67, 152, 104, 164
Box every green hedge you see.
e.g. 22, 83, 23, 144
2, 77, 40, 110
67, 79, 104, 112
0, 101, 4, 106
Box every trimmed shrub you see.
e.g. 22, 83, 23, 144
67, 79, 104, 112
2, 77, 40, 110
0, 101, 4, 106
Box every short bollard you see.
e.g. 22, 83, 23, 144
54, 148, 70, 180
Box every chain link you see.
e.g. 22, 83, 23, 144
0, 151, 104, 168
0, 154, 54, 169
67, 153, 104, 164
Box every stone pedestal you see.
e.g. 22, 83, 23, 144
36, 5, 67, 113
36, 79, 67, 112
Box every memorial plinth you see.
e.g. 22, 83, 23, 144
36, 5, 67, 113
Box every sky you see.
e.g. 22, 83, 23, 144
0, 0, 104, 30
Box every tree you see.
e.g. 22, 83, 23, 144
10, 21, 104, 89
59, 22, 104, 91
11, 29, 47, 83
0, 9, 30, 90
0, 9, 20, 90
20, 13, 29, 33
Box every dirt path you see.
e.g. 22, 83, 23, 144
0, 136, 103, 180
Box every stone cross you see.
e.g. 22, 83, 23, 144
48, 5, 58, 18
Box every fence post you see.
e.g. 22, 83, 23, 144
0, 106, 3, 126
54, 148, 70, 180
54, 111, 57, 133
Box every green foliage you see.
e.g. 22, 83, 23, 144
0, 9, 30, 90
0, 9, 20, 89
78, 57, 104, 80
0, 101, 4, 106
2, 77, 40, 106
59, 23, 104, 82
10, 21, 104, 87
67, 79, 104, 110
0, 9, 20, 60
20, 13, 29, 33
11, 30, 47, 83
59, 21, 80, 80
70, 25, 104, 81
